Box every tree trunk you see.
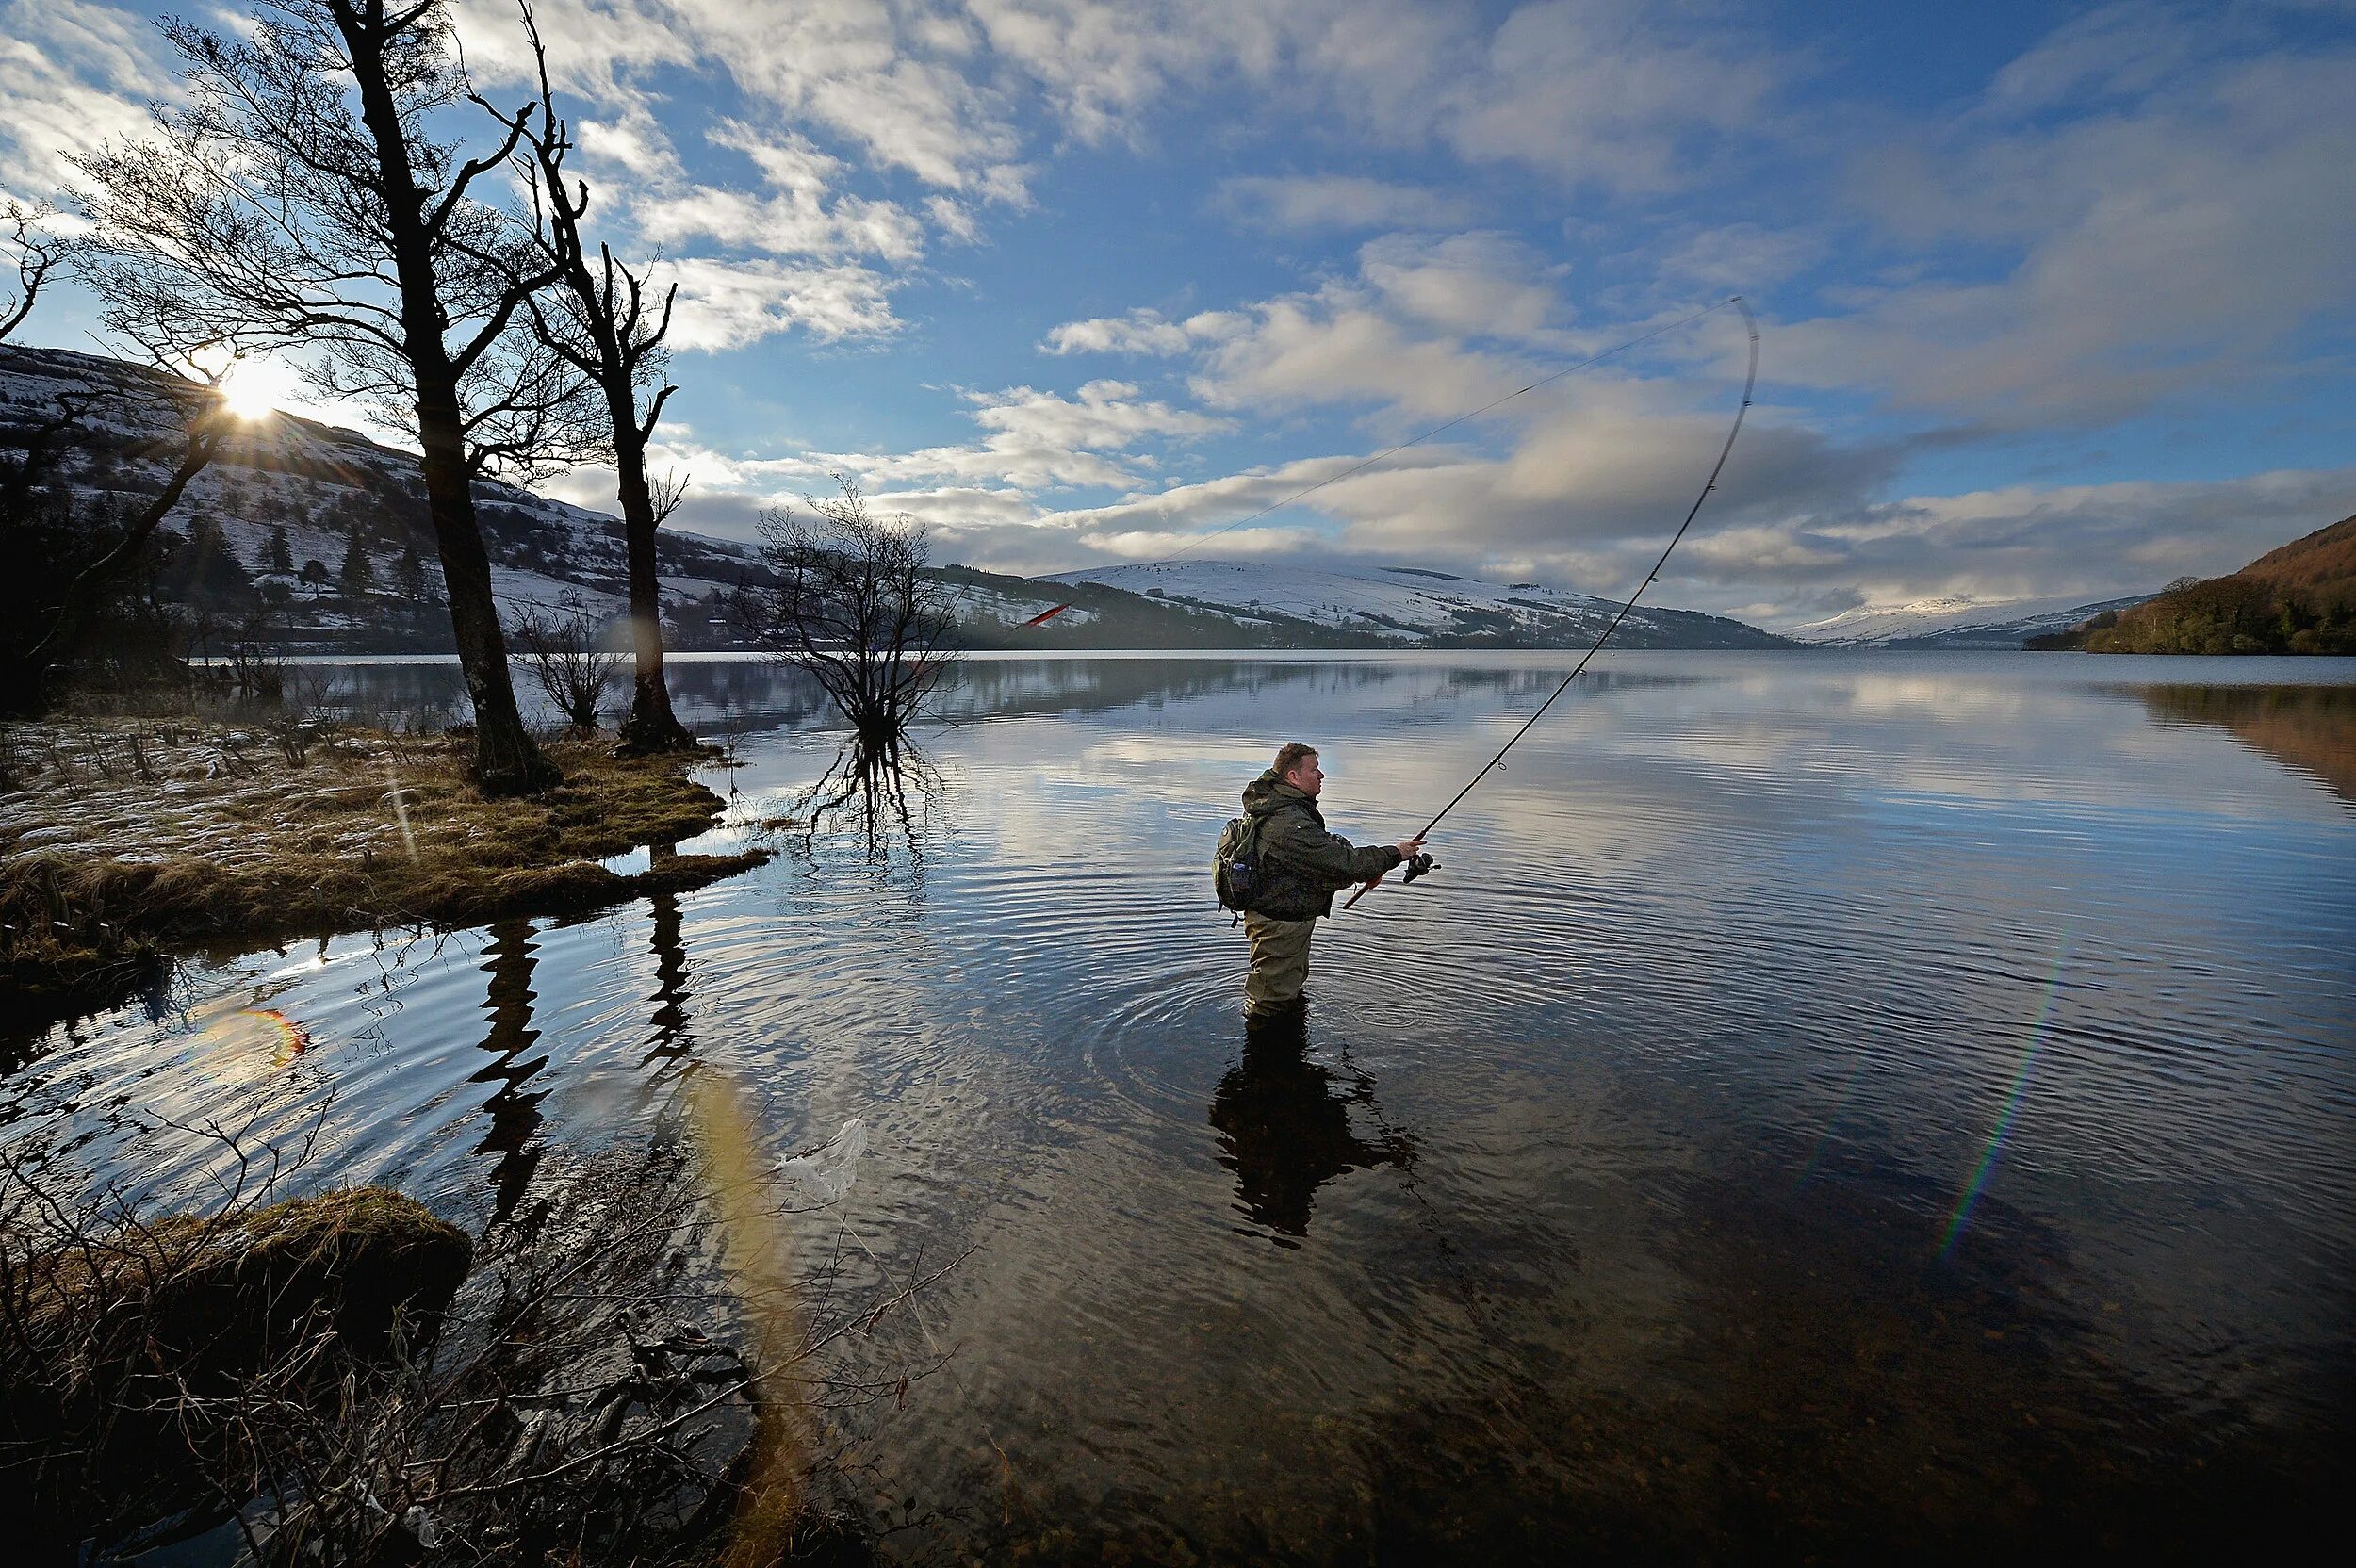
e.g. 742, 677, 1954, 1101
340, 6, 554, 798
414, 363, 557, 795
609, 414, 694, 754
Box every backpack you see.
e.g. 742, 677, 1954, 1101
1213, 814, 1268, 912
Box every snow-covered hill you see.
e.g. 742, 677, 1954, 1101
1, 343, 764, 651
1793, 592, 2156, 648
7, 343, 1787, 652
1049, 560, 1791, 648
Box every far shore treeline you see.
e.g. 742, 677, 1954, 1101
2031, 514, 2356, 655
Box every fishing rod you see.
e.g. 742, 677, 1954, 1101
1019, 297, 1745, 628
1342, 294, 1759, 911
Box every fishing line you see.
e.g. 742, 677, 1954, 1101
1342, 295, 1758, 906
1023, 297, 1743, 626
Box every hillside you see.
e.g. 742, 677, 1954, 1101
2031, 514, 2356, 655
0, 344, 767, 655
5, 342, 1791, 653
1795, 592, 2154, 649
1048, 560, 1793, 649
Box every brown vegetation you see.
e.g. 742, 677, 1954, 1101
0, 719, 764, 1024
4, 1177, 470, 1557
2035, 514, 2356, 653
2, 1106, 940, 1564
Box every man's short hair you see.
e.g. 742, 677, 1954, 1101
1272, 742, 1317, 777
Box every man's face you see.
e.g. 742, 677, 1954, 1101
1284, 753, 1324, 795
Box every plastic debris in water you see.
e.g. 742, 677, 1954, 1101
777, 1118, 867, 1204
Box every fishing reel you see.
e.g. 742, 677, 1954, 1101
1401, 850, 1438, 885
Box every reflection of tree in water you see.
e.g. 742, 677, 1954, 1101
473, 918, 548, 1226
2139, 683, 2356, 802
641, 887, 695, 1082
1209, 1014, 1416, 1243
792, 737, 940, 869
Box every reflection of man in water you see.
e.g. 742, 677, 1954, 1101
1238, 743, 1424, 1019
1210, 1012, 1414, 1239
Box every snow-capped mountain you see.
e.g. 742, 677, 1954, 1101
1793, 592, 2156, 648
1048, 560, 1792, 648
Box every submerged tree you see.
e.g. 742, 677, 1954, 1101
742, 475, 957, 747
499, 8, 696, 754
75, 0, 580, 794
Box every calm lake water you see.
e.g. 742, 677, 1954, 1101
7, 651, 2353, 1560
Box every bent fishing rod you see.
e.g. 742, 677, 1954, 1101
1342, 294, 1759, 911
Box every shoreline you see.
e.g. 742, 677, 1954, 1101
1, 718, 767, 1034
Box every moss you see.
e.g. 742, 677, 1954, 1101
25, 1185, 472, 1360
8, 1187, 471, 1555
1, 727, 769, 1029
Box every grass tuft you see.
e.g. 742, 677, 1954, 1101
2, 723, 767, 1028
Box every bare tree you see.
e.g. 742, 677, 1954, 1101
513, 603, 625, 732
497, 8, 697, 754
0, 217, 233, 713
1, 201, 60, 342
742, 475, 957, 746
74, 0, 580, 795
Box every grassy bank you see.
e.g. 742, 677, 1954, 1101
1, 717, 765, 1026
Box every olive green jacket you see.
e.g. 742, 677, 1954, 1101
1240, 770, 1402, 920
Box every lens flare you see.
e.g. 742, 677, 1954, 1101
197, 1004, 313, 1072
1939, 931, 2074, 1260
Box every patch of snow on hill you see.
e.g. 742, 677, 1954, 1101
1794, 592, 2154, 647
1049, 560, 1617, 639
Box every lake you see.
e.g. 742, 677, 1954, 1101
6, 650, 2352, 1560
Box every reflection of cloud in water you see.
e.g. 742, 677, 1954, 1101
12, 650, 2352, 1559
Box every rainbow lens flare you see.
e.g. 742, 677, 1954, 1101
1939, 930, 2075, 1260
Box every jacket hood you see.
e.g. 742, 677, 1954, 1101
1242, 769, 1314, 818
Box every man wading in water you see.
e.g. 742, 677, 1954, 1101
1237, 743, 1426, 1021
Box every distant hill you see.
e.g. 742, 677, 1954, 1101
3, 342, 1791, 654
1045, 560, 1793, 649
2030, 515, 2356, 655
1796, 592, 2156, 649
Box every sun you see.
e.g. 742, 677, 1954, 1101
218, 356, 300, 420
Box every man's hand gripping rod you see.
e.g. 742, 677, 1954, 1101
1339, 296, 1759, 913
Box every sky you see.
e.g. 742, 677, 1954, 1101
4, 0, 2354, 629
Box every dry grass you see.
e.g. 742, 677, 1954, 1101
1, 719, 766, 1024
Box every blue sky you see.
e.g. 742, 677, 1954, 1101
5, 0, 2353, 628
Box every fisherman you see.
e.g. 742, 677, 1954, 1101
1238, 743, 1425, 1021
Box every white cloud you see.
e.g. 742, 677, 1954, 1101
1786, 33, 2356, 427
1692, 466, 2356, 625
662, 257, 905, 349
1039, 309, 1195, 356
1216, 174, 1477, 233
0, 0, 173, 199
1357, 231, 1566, 340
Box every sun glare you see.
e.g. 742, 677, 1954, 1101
219, 357, 299, 420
